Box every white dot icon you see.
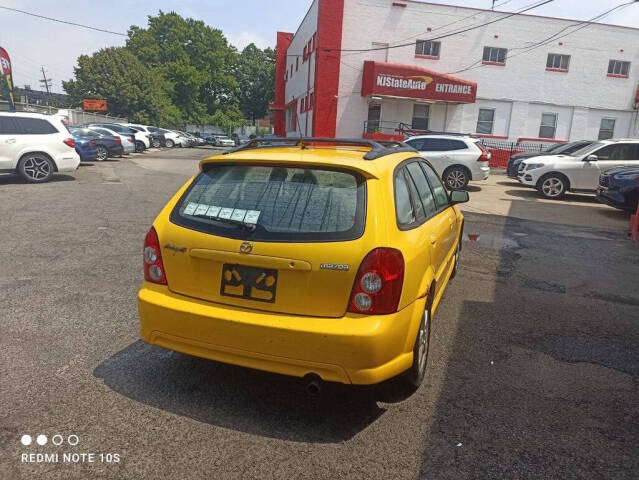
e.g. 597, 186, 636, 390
20, 435, 32, 446
36, 434, 48, 446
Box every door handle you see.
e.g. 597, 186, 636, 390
6, 138, 16, 144
429, 233, 438, 245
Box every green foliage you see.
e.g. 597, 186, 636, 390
235, 44, 275, 120
63, 11, 276, 128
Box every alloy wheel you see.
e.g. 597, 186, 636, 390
541, 177, 564, 198
417, 310, 429, 376
446, 170, 467, 189
96, 146, 108, 161
23, 156, 51, 180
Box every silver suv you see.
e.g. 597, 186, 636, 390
405, 134, 491, 189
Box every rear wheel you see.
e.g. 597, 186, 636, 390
18, 153, 54, 183
135, 141, 145, 153
450, 240, 460, 280
404, 306, 430, 388
165, 139, 175, 148
444, 167, 469, 190
151, 138, 161, 148
537, 173, 568, 199
95, 145, 108, 162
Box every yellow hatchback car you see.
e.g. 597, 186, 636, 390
138, 138, 467, 389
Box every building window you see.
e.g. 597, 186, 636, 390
476, 108, 495, 134
366, 103, 382, 133
607, 60, 630, 78
303, 46, 307, 62
412, 104, 430, 131
598, 118, 616, 140
301, 98, 305, 112
546, 53, 570, 72
482, 47, 506, 65
296, 58, 299, 71
309, 92, 314, 109
539, 113, 558, 138
415, 40, 440, 58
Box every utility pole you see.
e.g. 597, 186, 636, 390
39, 66, 52, 107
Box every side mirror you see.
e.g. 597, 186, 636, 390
585, 154, 598, 162
449, 190, 469, 205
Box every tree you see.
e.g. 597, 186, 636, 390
62, 47, 181, 126
235, 44, 275, 121
126, 11, 239, 125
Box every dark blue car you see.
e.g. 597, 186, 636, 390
74, 137, 98, 162
596, 166, 639, 212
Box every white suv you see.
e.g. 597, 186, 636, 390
405, 135, 491, 189
0, 112, 80, 183
518, 139, 639, 199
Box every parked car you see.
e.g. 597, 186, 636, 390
137, 138, 467, 389
404, 134, 490, 189
87, 126, 135, 154
69, 127, 123, 161
212, 135, 235, 147
73, 137, 98, 162
125, 124, 154, 151
231, 133, 249, 146
159, 129, 184, 148
596, 166, 639, 212
146, 126, 166, 148
506, 140, 594, 178
89, 123, 146, 152
518, 139, 639, 199
0, 112, 80, 182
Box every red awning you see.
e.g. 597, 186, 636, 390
361, 61, 477, 104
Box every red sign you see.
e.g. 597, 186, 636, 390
83, 99, 107, 111
361, 61, 477, 103
0, 47, 11, 75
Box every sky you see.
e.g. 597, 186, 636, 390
0, 0, 637, 93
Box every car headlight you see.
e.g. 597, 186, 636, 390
526, 163, 545, 170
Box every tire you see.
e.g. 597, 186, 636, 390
537, 173, 568, 199
444, 166, 470, 190
135, 141, 145, 153
95, 145, 108, 162
165, 139, 175, 148
151, 138, 161, 148
18, 153, 54, 183
404, 305, 431, 388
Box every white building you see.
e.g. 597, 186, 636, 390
270, 0, 639, 144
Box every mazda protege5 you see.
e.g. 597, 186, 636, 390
137, 138, 467, 388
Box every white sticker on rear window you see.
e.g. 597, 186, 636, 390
194, 204, 209, 216
206, 206, 221, 218
183, 202, 198, 215
230, 209, 247, 222
218, 208, 234, 219
244, 210, 261, 225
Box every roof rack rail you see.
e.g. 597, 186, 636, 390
222, 137, 417, 160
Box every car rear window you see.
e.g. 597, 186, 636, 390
170, 164, 366, 242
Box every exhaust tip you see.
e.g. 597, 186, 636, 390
303, 374, 322, 395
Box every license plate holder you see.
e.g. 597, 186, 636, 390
220, 264, 278, 303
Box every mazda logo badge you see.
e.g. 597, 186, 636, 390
239, 241, 253, 254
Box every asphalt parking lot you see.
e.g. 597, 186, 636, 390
1, 147, 638, 480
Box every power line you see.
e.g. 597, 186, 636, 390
0, 5, 127, 36
323, 0, 554, 53
446, 1, 634, 75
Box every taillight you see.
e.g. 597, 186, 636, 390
348, 248, 404, 315
476, 142, 490, 162
63, 138, 75, 148
130, 136, 135, 143
114, 137, 121, 143
143, 227, 167, 285
89, 141, 96, 147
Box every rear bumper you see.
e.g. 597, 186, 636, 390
54, 153, 81, 171
472, 165, 490, 181
123, 143, 135, 153
137, 283, 424, 385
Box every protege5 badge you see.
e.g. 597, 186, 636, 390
320, 263, 350, 271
